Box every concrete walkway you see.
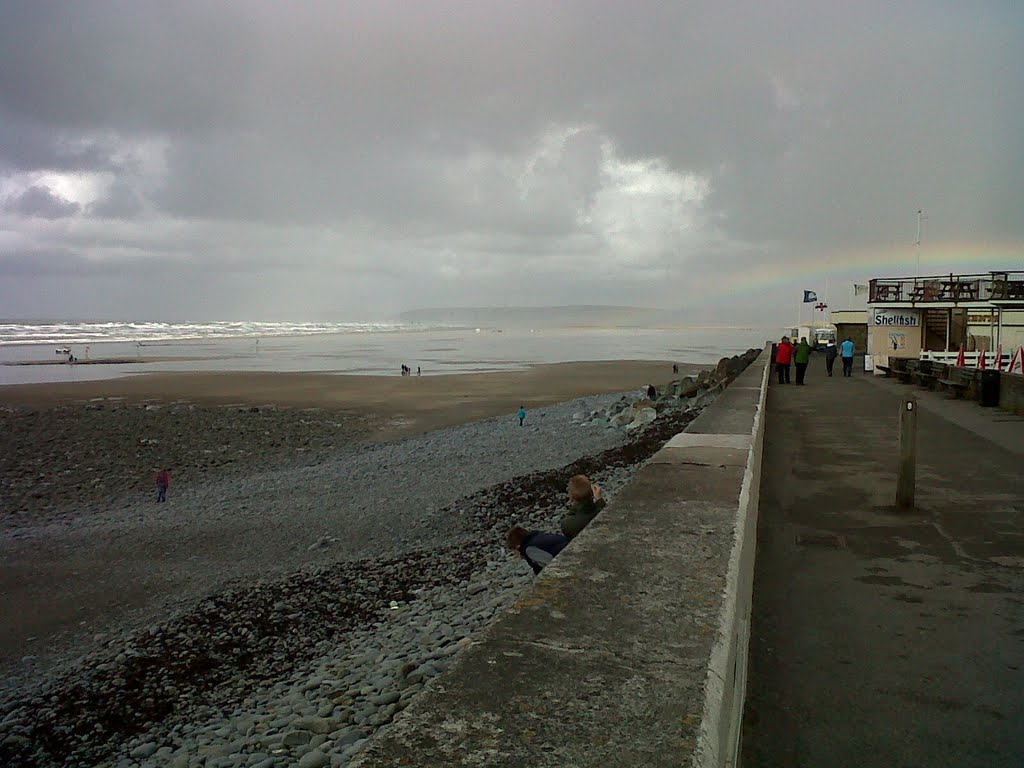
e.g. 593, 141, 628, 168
743, 365, 1024, 766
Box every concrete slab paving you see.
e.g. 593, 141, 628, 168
742, 368, 1024, 767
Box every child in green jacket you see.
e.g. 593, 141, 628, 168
560, 474, 606, 539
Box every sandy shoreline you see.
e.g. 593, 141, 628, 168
0, 360, 691, 439
1, 360, 696, 525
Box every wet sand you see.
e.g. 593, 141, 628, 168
0, 360, 689, 439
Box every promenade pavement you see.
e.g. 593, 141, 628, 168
743, 361, 1024, 766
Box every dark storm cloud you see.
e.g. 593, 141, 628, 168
0, 1, 1021, 320
3, 185, 80, 218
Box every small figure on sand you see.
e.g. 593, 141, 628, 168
156, 468, 170, 503
417, 366, 421, 376
672, 363, 679, 374
560, 474, 606, 539
647, 384, 657, 400
517, 405, 526, 426
506, 526, 569, 574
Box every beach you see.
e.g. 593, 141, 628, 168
0, 354, 752, 767
0, 361, 683, 519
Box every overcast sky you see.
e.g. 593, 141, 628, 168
1, 1, 1021, 323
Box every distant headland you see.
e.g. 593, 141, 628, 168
396, 305, 691, 329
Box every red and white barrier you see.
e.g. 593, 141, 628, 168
1010, 347, 1024, 375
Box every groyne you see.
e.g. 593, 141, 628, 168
352, 346, 770, 767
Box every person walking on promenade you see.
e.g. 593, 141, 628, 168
824, 340, 838, 377
517, 405, 526, 426
775, 336, 794, 384
841, 337, 856, 377
794, 337, 812, 385
156, 468, 170, 503
507, 527, 569, 574
560, 474, 607, 539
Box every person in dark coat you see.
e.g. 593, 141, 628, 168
560, 474, 606, 539
506, 527, 569, 574
824, 340, 838, 376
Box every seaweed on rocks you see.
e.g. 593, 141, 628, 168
0, 352, 760, 767
0, 545, 486, 768
454, 408, 697, 532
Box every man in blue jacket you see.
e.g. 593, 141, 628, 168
840, 337, 856, 377
506, 527, 569, 574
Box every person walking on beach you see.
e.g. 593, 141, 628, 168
507, 527, 569, 574
156, 468, 170, 503
560, 474, 607, 539
824, 340, 838, 377
794, 337, 812, 385
517, 405, 526, 426
647, 384, 657, 400
775, 336, 794, 384
841, 337, 856, 377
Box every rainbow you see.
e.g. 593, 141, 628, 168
683, 240, 1022, 308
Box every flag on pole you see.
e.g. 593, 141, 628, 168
978, 346, 987, 370
853, 283, 869, 296
802, 290, 818, 303
1009, 347, 1023, 375
955, 345, 966, 367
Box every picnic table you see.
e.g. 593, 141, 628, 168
909, 283, 940, 301
873, 283, 902, 301
939, 279, 978, 301
990, 279, 1024, 300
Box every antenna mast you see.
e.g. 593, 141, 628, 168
915, 209, 927, 275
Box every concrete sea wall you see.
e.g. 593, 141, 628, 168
1000, 371, 1024, 416
352, 347, 772, 767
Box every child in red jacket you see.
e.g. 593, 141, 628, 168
156, 468, 170, 502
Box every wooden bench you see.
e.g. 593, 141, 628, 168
901, 359, 921, 383
935, 368, 973, 398
911, 372, 934, 388
914, 362, 938, 389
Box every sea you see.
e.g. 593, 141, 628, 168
0, 320, 772, 386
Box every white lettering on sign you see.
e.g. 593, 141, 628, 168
873, 309, 920, 327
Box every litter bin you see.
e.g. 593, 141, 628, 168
980, 369, 1000, 407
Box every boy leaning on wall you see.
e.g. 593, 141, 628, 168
560, 474, 606, 539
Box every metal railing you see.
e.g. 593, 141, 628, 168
869, 271, 1024, 304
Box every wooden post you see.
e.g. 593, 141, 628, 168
896, 395, 917, 512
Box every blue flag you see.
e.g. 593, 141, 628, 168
803, 290, 817, 303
